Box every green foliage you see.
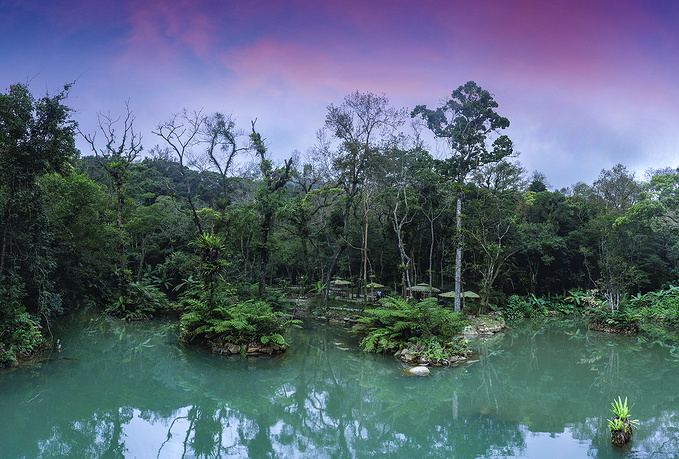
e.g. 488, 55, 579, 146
608, 397, 639, 433
407, 336, 469, 365
40, 171, 119, 304
501, 294, 549, 319
160, 252, 199, 293
0, 83, 77, 313
106, 280, 169, 321
607, 417, 624, 432
587, 306, 639, 334
0, 276, 47, 369
629, 286, 679, 328
501, 295, 533, 319
192, 232, 227, 286
358, 297, 466, 354
179, 298, 300, 349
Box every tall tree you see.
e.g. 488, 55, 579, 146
80, 101, 142, 276
321, 91, 405, 301
593, 163, 641, 216
154, 110, 206, 234
250, 121, 292, 297
0, 82, 76, 300
412, 81, 513, 311
201, 112, 247, 236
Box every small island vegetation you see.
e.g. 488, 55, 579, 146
608, 396, 639, 447
3, 80, 679, 369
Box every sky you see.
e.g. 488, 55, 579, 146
1, 0, 678, 189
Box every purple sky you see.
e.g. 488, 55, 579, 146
2, 0, 678, 188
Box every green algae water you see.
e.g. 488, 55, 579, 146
1, 315, 678, 458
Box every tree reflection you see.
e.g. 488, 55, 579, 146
2, 316, 678, 458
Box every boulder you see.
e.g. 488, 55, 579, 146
407, 366, 430, 377
227, 344, 241, 355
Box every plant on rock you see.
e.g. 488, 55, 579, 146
608, 396, 639, 447
178, 232, 300, 355
357, 296, 468, 365
179, 299, 299, 354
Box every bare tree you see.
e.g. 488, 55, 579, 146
153, 110, 205, 234
80, 101, 142, 274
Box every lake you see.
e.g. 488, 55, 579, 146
1, 314, 678, 458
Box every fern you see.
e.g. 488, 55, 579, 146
357, 296, 467, 357
179, 297, 296, 351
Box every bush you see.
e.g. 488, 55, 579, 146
106, 280, 170, 320
358, 297, 467, 354
587, 306, 639, 334
629, 286, 679, 328
179, 298, 300, 350
0, 312, 47, 369
501, 295, 533, 319
0, 276, 48, 369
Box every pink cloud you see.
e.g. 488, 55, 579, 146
225, 38, 435, 100
121, 0, 220, 66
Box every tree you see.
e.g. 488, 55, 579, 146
467, 168, 525, 308
0, 82, 76, 366
250, 121, 292, 298
593, 164, 641, 216
154, 110, 207, 234
80, 101, 142, 277
0, 82, 76, 299
201, 112, 247, 236
321, 91, 405, 301
41, 171, 118, 303
412, 81, 513, 311
278, 157, 335, 280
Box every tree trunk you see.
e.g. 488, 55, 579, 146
259, 211, 273, 298
454, 191, 463, 312
363, 197, 369, 301
429, 213, 435, 290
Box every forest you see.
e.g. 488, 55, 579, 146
2, 80, 679, 368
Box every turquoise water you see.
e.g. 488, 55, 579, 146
1, 315, 678, 458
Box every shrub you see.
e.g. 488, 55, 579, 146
358, 297, 467, 354
587, 306, 639, 334
629, 286, 679, 328
0, 277, 48, 369
106, 280, 169, 320
501, 295, 533, 319
179, 298, 300, 350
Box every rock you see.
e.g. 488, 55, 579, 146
227, 344, 241, 355
260, 345, 274, 355
402, 349, 418, 363
246, 343, 261, 354
407, 366, 430, 377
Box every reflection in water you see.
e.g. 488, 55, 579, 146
0, 316, 678, 457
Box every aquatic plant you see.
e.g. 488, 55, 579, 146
608, 396, 639, 447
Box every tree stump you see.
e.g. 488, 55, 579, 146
610, 417, 633, 447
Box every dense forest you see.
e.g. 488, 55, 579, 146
2, 81, 679, 367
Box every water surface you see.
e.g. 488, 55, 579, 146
1, 315, 678, 458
